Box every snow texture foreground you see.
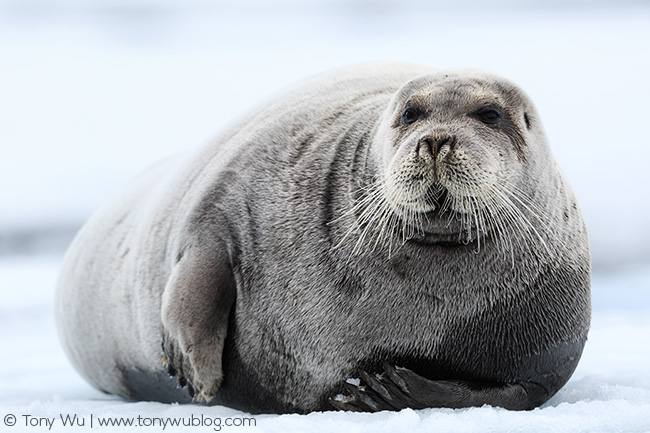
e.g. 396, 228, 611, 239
1, 258, 649, 433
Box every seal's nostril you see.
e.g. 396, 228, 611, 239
417, 135, 455, 158
417, 137, 434, 157
435, 135, 455, 154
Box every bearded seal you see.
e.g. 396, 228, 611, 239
55, 63, 591, 414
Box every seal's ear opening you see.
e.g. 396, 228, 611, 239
524, 113, 531, 130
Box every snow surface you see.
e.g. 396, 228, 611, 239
0, 258, 649, 433
1, 1, 650, 432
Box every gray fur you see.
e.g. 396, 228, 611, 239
56, 63, 590, 414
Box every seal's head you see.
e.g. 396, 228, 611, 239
350, 71, 553, 253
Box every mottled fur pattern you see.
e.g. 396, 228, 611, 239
56, 63, 590, 414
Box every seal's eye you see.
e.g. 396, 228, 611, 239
474, 108, 501, 125
400, 106, 421, 125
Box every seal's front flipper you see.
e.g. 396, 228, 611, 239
331, 362, 550, 412
161, 244, 235, 403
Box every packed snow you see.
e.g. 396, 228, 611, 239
1, 1, 649, 432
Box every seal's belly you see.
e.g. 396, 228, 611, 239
209, 303, 530, 413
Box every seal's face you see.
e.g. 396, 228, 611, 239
347, 71, 545, 252
380, 72, 530, 213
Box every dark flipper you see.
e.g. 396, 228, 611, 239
161, 243, 236, 403
330, 362, 550, 412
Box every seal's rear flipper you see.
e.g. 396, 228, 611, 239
330, 362, 550, 412
161, 243, 235, 403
